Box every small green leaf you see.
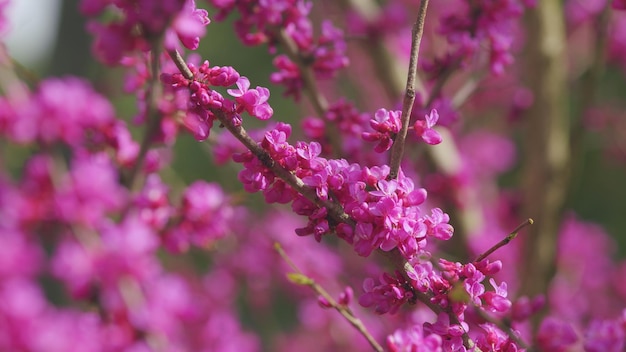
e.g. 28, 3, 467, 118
286, 273, 314, 286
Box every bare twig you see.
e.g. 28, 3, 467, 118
339, 0, 425, 103
519, 0, 570, 304
474, 219, 533, 263
167, 49, 193, 79
275, 243, 384, 352
388, 0, 430, 180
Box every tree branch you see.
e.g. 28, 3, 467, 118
519, 0, 570, 309
387, 0, 429, 180
275, 243, 384, 352
272, 28, 345, 157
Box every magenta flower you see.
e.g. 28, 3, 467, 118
481, 279, 512, 313
271, 55, 303, 100
359, 271, 413, 314
584, 316, 626, 352
362, 108, 402, 152
536, 318, 578, 352
413, 109, 443, 145
168, 0, 210, 50
387, 325, 443, 352
614, 0, 626, 10
423, 208, 453, 241
227, 77, 274, 120
206, 65, 240, 87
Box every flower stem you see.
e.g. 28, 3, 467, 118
275, 243, 384, 352
387, 0, 429, 180
474, 218, 534, 263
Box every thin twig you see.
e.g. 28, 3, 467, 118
423, 57, 463, 108
217, 107, 353, 225
275, 243, 384, 352
474, 218, 533, 263
167, 49, 193, 80
339, 0, 425, 103
387, 0, 429, 180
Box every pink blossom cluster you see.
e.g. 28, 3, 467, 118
217, 119, 454, 258
207, 0, 349, 99
161, 61, 272, 140
0, 75, 254, 350
301, 98, 371, 158
81, 0, 209, 64
429, 0, 531, 75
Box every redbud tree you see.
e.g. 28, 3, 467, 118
1, 0, 626, 351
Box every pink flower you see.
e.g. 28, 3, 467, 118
387, 325, 443, 352
537, 318, 578, 352
168, 0, 210, 50
413, 109, 443, 145
227, 77, 274, 120
362, 108, 402, 152
614, 0, 626, 10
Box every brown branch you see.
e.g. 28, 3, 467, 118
219, 109, 353, 225
273, 28, 329, 115
169, 49, 352, 226
474, 218, 533, 263
168, 48, 193, 79
387, 0, 430, 180
342, 0, 484, 256
275, 243, 384, 352
519, 0, 570, 308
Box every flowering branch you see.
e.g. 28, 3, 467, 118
168, 46, 479, 349
272, 27, 344, 156
273, 28, 329, 114
388, 0, 429, 180
168, 48, 194, 79
275, 243, 384, 352
169, 50, 352, 225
